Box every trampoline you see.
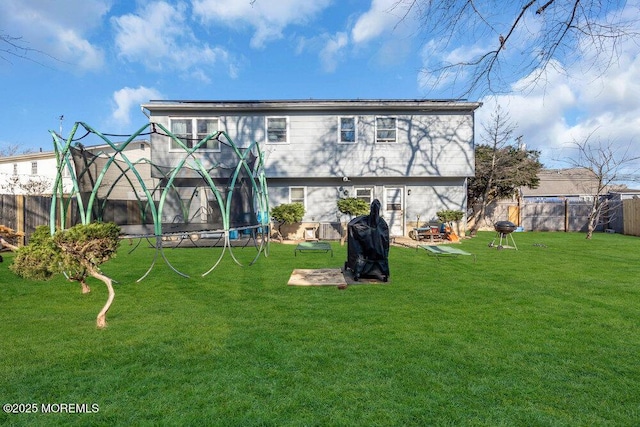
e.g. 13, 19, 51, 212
49, 121, 270, 281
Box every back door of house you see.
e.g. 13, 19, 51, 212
384, 187, 404, 236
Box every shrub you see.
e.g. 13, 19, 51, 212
10, 222, 121, 328
271, 203, 305, 225
10, 226, 61, 281
436, 209, 464, 223
337, 197, 370, 217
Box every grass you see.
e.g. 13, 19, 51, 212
1, 231, 639, 426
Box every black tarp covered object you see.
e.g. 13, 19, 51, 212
345, 199, 390, 281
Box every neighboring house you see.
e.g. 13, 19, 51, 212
70, 140, 153, 200
0, 150, 71, 195
141, 99, 482, 238
520, 168, 604, 202
479, 168, 640, 232
0, 141, 151, 197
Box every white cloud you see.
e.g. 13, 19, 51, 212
192, 0, 332, 48
449, 1, 640, 177
477, 44, 640, 171
112, 86, 162, 126
112, 1, 237, 79
319, 32, 348, 72
351, 0, 406, 44
0, 0, 108, 70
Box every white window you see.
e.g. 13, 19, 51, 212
196, 119, 220, 150
339, 117, 357, 143
355, 188, 372, 204
266, 117, 288, 143
169, 118, 220, 151
289, 187, 306, 207
376, 117, 397, 143
170, 119, 191, 150
31, 162, 38, 175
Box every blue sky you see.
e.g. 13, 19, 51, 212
1, 0, 639, 179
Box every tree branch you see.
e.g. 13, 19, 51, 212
415, 0, 639, 97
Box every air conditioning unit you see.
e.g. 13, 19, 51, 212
319, 222, 342, 240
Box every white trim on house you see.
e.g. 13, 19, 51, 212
265, 116, 289, 144
168, 117, 221, 152
375, 116, 397, 143
338, 116, 357, 144
289, 186, 306, 208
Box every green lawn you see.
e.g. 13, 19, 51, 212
1, 231, 639, 426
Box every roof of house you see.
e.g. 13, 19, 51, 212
0, 150, 56, 164
0, 140, 150, 164
141, 98, 483, 113
521, 168, 601, 197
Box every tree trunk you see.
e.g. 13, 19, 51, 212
340, 221, 348, 246
585, 198, 603, 240
468, 203, 488, 236
586, 210, 597, 240
81, 279, 91, 294
87, 267, 115, 329
0, 237, 19, 252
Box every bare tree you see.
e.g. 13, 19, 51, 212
19, 177, 52, 195
0, 175, 21, 194
0, 175, 50, 195
567, 133, 640, 239
401, 0, 639, 96
0, 143, 35, 157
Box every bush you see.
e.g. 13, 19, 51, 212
337, 197, 370, 217
271, 203, 305, 225
10, 226, 61, 281
436, 209, 464, 223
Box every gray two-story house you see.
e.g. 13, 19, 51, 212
141, 99, 481, 238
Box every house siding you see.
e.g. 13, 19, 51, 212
143, 100, 481, 237
0, 153, 66, 195
149, 110, 475, 179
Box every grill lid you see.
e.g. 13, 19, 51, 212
494, 221, 517, 234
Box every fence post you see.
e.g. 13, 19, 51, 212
16, 194, 25, 246
564, 199, 569, 232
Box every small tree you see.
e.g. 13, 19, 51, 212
567, 133, 640, 239
270, 203, 305, 240
11, 223, 121, 329
436, 209, 464, 224
337, 197, 369, 217
468, 106, 542, 234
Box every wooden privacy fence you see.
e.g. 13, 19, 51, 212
484, 200, 599, 232
623, 198, 640, 236
3, 195, 640, 245
0, 194, 156, 246
0, 195, 51, 245
521, 201, 596, 232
